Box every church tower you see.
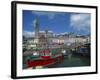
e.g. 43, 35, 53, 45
34, 18, 39, 39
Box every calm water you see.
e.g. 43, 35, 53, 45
47, 54, 90, 68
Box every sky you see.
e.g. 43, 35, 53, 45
23, 10, 91, 37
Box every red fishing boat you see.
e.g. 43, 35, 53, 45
26, 48, 64, 68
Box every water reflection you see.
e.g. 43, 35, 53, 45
47, 54, 90, 68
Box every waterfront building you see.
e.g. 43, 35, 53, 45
23, 18, 90, 51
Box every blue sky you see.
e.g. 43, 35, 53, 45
23, 10, 90, 37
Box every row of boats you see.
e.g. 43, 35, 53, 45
23, 43, 90, 69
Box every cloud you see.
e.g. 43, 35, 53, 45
32, 11, 58, 20
70, 13, 90, 33
23, 31, 35, 38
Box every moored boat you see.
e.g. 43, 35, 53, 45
25, 48, 64, 68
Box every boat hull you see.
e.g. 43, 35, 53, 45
27, 55, 64, 68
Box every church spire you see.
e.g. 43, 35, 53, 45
34, 17, 39, 39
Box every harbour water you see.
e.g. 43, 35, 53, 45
47, 54, 90, 68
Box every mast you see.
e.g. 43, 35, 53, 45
45, 30, 48, 49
